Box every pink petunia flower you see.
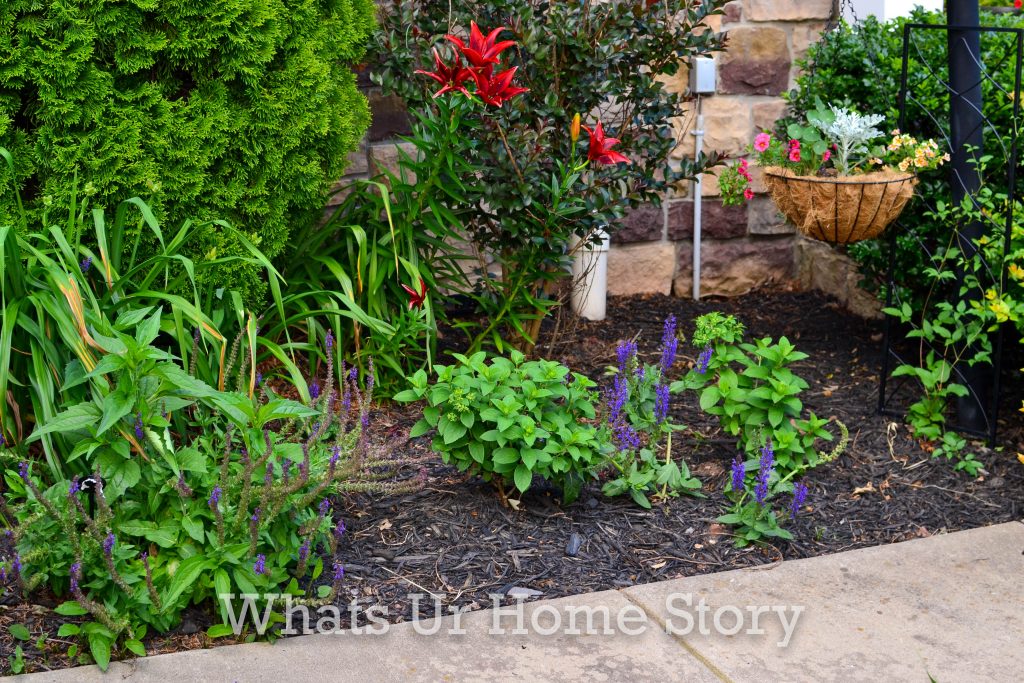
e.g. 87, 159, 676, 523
743, 187, 754, 200
753, 133, 771, 152
822, 150, 832, 162
788, 148, 801, 163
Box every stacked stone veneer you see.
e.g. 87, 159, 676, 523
334, 1, 883, 313
609, 0, 833, 298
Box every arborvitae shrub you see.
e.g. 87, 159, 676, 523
0, 0, 374, 300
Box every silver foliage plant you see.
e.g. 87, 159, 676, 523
812, 105, 886, 174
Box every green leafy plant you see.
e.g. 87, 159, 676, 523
0, 149, 281, 480
672, 312, 845, 479
880, 178, 1024, 475
395, 351, 607, 503
1, 313, 406, 669
265, 177, 447, 395
0, 0, 375, 301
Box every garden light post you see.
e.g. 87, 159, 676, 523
947, 0, 988, 432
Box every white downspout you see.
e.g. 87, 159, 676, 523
570, 229, 610, 321
692, 95, 704, 301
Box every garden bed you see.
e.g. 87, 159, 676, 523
3, 287, 1022, 674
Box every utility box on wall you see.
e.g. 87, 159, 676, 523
843, 0, 943, 22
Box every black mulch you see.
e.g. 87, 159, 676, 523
330, 287, 1024, 627
4, 287, 1023, 672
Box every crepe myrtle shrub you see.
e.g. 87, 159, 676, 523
0, 0, 375, 303
672, 313, 848, 480
599, 316, 702, 508
395, 351, 609, 503
371, 3, 727, 349
0, 314, 412, 670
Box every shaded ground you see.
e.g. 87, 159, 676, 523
4, 287, 1023, 673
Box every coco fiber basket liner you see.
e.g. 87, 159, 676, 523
762, 167, 918, 244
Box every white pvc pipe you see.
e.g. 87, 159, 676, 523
692, 105, 705, 301
570, 229, 610, 321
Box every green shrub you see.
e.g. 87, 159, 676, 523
0, 0, 374, 301
395, 351, 607, 503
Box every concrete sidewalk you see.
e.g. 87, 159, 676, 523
16, 521, 1024, 683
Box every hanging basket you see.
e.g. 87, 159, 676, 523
762, 167, 918, 244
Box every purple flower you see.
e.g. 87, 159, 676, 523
366, 357, 375, 396
208, 486, 222, 508
309, 380, 321, 401
18, 461, 29, 481
696, 345, 713, 375
103, 533, 115, 557
759, 440, 775, 475
68, 477, 80, 497
254, 554, 267, 575
12, 554, 22, 577
754, 478, 769, 505
134, 414, 144, 440
80, 256, 92, 274
333, 562, 345, 581
334, 519, 346, 539
69, 562, 81, 592
754, 444, 774, 506
660, 315, 678, 372
0, 567, 6, 582
318, 498, 331, 517
298, 539, 310, 563
654, 384, 670, 424
325, 331, 334, 353
606, 376, 628, 424
329, 446, 341, 468
0, 433, 6, 448
613, 422, 641, 452
730, 457, 746, 493
616, 340, 637, 372
255, 371, 263, 387
251, 508, 261, 524
791, 482, 808, 517
176, 473, 193, 497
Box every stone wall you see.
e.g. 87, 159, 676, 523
607, 0, 833, 299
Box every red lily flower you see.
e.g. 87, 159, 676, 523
401, 277, 428, 310
415, 48, 475, 98
473, 66, 529, 107
446, 21, 516, 69
582, 122, 631, 165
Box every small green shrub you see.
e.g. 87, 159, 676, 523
672, 313, 846, 480
0, 0, 375, 300
395, 351, 607, 503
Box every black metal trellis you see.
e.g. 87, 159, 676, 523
878, 22, 1023, 445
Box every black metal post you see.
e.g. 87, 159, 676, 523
947, 2, 988, 432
